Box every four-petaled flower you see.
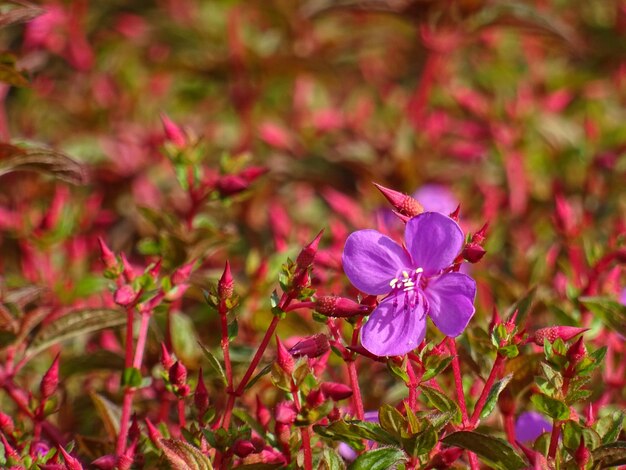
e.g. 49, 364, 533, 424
342, 212, 476, 356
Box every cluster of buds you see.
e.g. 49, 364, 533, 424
168, 361, 190, 397
374, 183, 423, 221
279, 230, 323, 302
489, 309, 525, 357
462, 223, 488, 263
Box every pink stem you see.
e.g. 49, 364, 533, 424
470, 354, 504, 426
447, 338, 469, 425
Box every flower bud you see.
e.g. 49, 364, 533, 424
532, 326, 587, 346
160, 112, 186, 148
160, 343, 174, 370
320, 382, 353, 401
218, 261, 234, 299
275, 401, 297, 424
59, 446, 83, 470
114, 285, 139, 307
374, 183, 423, 218
216, 174, 249, 196
194, 369, 209, 419
575, 439, 590, 466
233, 440, 256, 458
98, 237, 117, 270
242, 447, 287, 466
315, 296, 371, 318
256, 395, 271, 429
289, 334, 330, 358
275, 422, 291, 447
462, 243, 486, 263
0, 411, 14, 434
275, 336, 295, 375
296, 230, 324, 270
92, 455, 117, 470
129, 415, 141, 443
566, 336, 587, 365
120, 253, 136, 283
40, 354, 60, 400
306, 388, 325, 408
239, 166, 268, 183
585, 403, 595, 426
472, 223, 488, 244
145, 418, 162, 446
172, 262, 194, 286
0, 434, 19, 460
169, 361, 187, 388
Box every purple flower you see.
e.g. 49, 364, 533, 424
413, 184, 458, 215
515, 411, 552, 443
619, 288, 626, 306
342, 212, 476, 356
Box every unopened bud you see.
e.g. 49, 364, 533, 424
172, 262, 194, 285
92, 455, 117, 470
449, 204, 461, 221
239, 166, 268, 183
216, 174, 249, 196
218, 261, 234, 299
0, 411, 14, 434
160, 112, 186, 148
256, 395, 271, 429
585, 403, 595, 426
315, 296, 371, 318
472, 223, 489, 244
488, 306, 502, 334
320, 382, 353, 401
120, 253, 136, 282
554, 194, 576, 235
374, 183, 423, 218
289, 334, 330, 358
427, 447, 464, 468
145, 418, 162, 446
306, 388, 325, 408
575, 439, 590, 466
242, 447, 287, 466
98, 237, 117, 270
233, 440, 256, 458
296, 230, 324, 269
114, 285, 139, 307
462, 243, 486, 263
275, 421, 291, 447
532, 326, 588, 346
194, 369, 209, 419
566, 336, 587, 365
0, 434, 19, 460
275, 401, 297, 424
160, 343, 174, 370
328, 406, 341, 421
275, 336, 295, 375
169, 361, 187, 388
40, 354, 60, 400
59, 446, 83, 470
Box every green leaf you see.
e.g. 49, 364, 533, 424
244, 363, 272, 391
121, 367, 143, 388
60, 350, 125, 378
159, 439, 213, 470
347, 447, 406, 470
313, 420, 397, 449
591, 441, 626, 468
26, 308, 125, 358
579, 297, 626, 336
600, 412, 624, 445
421, 355, 454, 382
198, 342, 228, 386
232, 409, 267, 439
420, 385, 462, 424
442, 431, 527, 470
227, 319, 239, 341
378, 404, 408, 439
319, 448, 347, 470
531, 394, 570, 420
480, 374, 513, 420
90, 392, 121, 438
387, 360, 409, 383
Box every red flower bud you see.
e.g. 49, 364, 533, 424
194, 369, 209, 419
585, 403, 595, 426
242, 447, 287, 466
40, 354, 60, 400
232, 440, 256, 458
98, 237, 117, 270
306, 389, 325, 408
289, 334, 330, 358
218, 261, 234, 299
296, 230, 324, 270
114, 285, 139, 307
0, 434, 19, 460
275, 401, 297, 424
216, 174, 249, 196
256, 395, 271, 429
275, 336, 295, 375
0, 411, 14, 434
472, 223, 489, 244
374, 183, 423, 218
462, 243, 486, 263
120, 253, 136, 283
160, 112, 186, 148
169, 361, 187, 388
58, 446, 83, 470
315, 296, 371, 318
239, 166, 268, 183
129, 415, 141, 443
532, 326, 588, 346
497, 388, 515, 416
320, 382, 353, 401
92, 455, 117, 470
566, 336, 587, 365
575, 438, 590, 466
488, 306, 502, 334
145, 418, 162, 446
449, 204, 461, 221
172, 262, 194, 285
275, 421, 291, 446
160, 343, 174, 370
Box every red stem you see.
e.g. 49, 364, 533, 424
219, 302, 234, 393
548, 375, 571, 460
406, 360, 419, 411
178, 399, 187, 429
346, 361, 365, 420
447, 338, 469, 425
470, 354, 504, 426
292, 388, 313, 470
504, 414, 516, 445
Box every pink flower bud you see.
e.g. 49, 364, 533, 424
462, 243, 486, 263
585, 403, 595, 426
275, 401, 297, 424
296, 230, 324, 270
256, 395, 271, 429
320, 382, 353, 401
532, 326, 588, 346
0, 434, 19, 460
97, 237, 117, 270
233, 440, 256, 458
554, 194, 577, 236
58, 446, 83, 470
194, 369, 209, 419
315, 296, 371, 318
145, 418, 162, 446
216, 174, 248, 196
239, 166, 268, 183
169, 361, 187, 388
0, 411, 14, 434
40, 354, 60, 399
374, 183, 423, 218
172, 261, 194, 285
275, 336, 295, 375
566, 336, 587, 365
306, 389, 325, 408
259, 121, 293, 150
160, 112, 186, 148
242, 447, 287, 466
218, 261, 234, 299
472, 223, 488, 244
129, 415, 141, 443
289, 334, 330, 358
120, 253, 136, 283
149, 259, 162, 278
114, 285, 138, 307
160, 343, 174, 370
92, 455, 117, 469
574, 438, 590, 466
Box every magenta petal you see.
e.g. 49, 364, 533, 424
342, 229, 411, 295
404, 212, 464, 275
425, 272, 476, 337
361, 297, 426, 356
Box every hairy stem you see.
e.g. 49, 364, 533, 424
470, 354, 504, 426
447, 338, 469, 425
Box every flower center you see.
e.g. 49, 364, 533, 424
389, 267, 424, 292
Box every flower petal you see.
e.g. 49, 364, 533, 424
361, 296, 426, 356
342, 229, 411, 295
404, 212, 464, 275
425, 272, 476, 337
